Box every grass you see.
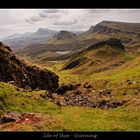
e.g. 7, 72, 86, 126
0, 80, 140, 131
0, 82, 60, 115
0, 54, 140, 131
55, 106, 140, 131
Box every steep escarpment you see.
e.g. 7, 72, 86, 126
86, 38, 125, 51
87, 23, 121, 34
0, 42, 59, 91
62, 38, 128, 74
88, 21, 140, 34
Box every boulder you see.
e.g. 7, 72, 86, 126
0, 112, 21, 123
55, 84, 75, 95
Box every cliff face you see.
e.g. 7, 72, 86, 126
88, 24, 121, 34
87, 38, 125, 51
0, 42, 59, 91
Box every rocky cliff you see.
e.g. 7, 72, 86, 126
0, 42, 59, 91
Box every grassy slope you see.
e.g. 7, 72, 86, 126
0, 82, 140, 131
33, 55, 140, 131
1, 54, 140, 131
1, 43, 140, 131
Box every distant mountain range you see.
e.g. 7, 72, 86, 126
0, 28, 83, 51
14, 21, 140, 63
0, 28, 59, 50
1, 20, 140, 64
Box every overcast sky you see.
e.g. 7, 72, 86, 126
0, 9, 140, 38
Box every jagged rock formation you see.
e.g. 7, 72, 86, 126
88, 21, 140, 35
88, 23, 121, 34
54, 30, 77, 40
0, 42, 59, 91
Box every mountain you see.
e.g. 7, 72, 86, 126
16, 29, 97, 62
53, 30, 77, 40
87, 21, 140, 34
81, 21, 140, 54
16, 21, 140, 63
1, 28, 58, 50
0, 33, 22, 40
46, 30, 78, 45
0, 42, 59, 91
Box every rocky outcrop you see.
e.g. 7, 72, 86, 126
55, 84, 76, 95
87, 21, 121, 34
0, 42, 59, 91
49, 83, 129, 109
0, 112, 21, 123
89, 24, 121, 34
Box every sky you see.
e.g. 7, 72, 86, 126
0, 9, 140, 38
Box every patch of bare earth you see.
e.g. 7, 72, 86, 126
0, 112, 60, 131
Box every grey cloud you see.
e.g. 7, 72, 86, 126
53, 19, 78, 26
25, 16, 42, 24
38, 9, 68, 18
38, 9, 60, 18
39, 12, 48, 18
26, 9, 63, 24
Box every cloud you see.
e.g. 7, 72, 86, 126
26, 9, 65, 24
38, 9, 60, 18
39, 12, 48, 18
42, 9, 60, 14
53, 19, 78, 26
1, 9, 140, 38
25, 16, 42, 24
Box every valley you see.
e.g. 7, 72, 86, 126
0, 20, 140, 131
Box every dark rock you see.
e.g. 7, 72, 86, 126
75, 83, 81, 88
123, 92, 127, 95
96, 100, 129, 109
56, 100, 63, 107
45, 90, 54, 99
55, 84, 75, 95
63, 57, 85, 70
